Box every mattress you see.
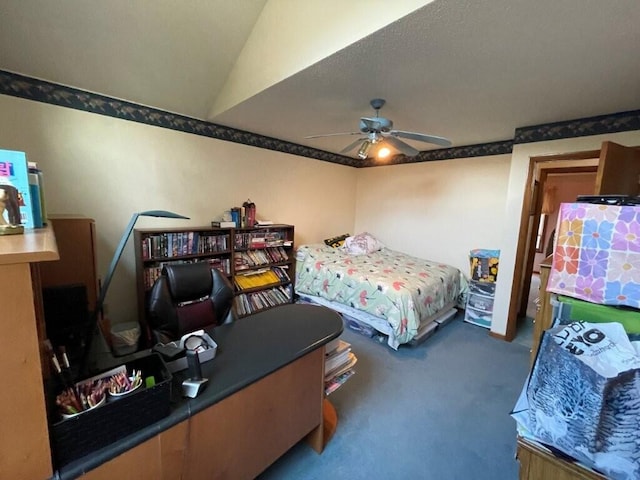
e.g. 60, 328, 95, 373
295, 244, 467, 348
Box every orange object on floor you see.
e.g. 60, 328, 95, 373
323, 399, 338, 446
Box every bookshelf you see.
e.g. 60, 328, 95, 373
134, 224, 295, 344
232, 224, 295, 317
134, 226, 233, 345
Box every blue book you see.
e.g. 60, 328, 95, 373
29, 172, 43, 228
0, 149, 35, 228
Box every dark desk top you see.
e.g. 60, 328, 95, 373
54, 303, 343, 480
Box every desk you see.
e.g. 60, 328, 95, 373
0, 226, 58, 480
56, 303, 343, 480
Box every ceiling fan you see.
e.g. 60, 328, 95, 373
305, 98, 452, 159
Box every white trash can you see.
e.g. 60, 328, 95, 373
110, 321, 141, 356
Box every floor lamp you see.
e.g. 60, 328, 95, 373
82, 210, 189, 374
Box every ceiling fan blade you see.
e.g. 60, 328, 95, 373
390, 130, 452, 147
304, 132, 362, 139
384, 135, 420, 157
340, 138, 366, 154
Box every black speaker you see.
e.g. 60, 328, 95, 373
42, 284, 90, 363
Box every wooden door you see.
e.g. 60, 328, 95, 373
595, 141, 640, 195
506, 141, 638, 342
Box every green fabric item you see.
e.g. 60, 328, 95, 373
556, 295, 640, 334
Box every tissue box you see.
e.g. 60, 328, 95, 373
164, 330, 218, 373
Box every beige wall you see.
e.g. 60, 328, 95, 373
0, 95, 357, 324
1, 93, 638, 341
354, 155, 512, 275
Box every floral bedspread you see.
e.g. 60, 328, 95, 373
295, 244, 466, 345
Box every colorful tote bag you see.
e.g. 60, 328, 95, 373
547, 202, 640, 309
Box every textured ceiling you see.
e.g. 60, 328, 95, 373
1, 0, 639, 161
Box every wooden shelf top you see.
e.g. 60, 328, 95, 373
0, 224, 59, 265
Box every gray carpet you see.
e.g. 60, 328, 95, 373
258, 313, 531, 480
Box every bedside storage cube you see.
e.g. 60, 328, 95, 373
464, 281, 496, 329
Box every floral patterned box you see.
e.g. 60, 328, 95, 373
547, 202, 640, 309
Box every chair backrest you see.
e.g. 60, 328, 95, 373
146, 262, 235, 345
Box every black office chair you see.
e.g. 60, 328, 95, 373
147, 262, 235, 345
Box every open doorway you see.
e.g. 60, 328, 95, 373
514, 171, 598, 345
506, 150, 600, 344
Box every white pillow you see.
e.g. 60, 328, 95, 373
343, 232, 384, 255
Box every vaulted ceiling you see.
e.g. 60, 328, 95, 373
1, 0, 639, 164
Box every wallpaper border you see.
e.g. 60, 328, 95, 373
1, 70, 638, 168
514, 110, 640, 144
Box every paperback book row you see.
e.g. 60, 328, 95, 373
143, 258, 231, 290
234, 284, 293, 316
0, 149, 47, 229
141, 232, 230, 260
324, 338, 357, 396
233, 266, 290, 291
234, 230, 291, 249
233, 247, 289, 271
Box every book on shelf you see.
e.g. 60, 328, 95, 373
325, 337, 341, 356
0, 149, 36, 228
141, 231, 230, 260
325, 369, 356, 396
233, 269, 280, 290
324, 340, 352, 375
29, 161, 47, 225
233, 284, 293, 316
27, 162, 44, 227
326, 352, 357, 380
211, 221, 236, 228
234, 250, 280, 268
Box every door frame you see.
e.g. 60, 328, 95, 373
504, 150, 600, 341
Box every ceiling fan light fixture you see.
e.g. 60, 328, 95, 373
377, 146, 391, 159
304, 98, 451, 157
357, 140, 372, 159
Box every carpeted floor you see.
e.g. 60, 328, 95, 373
258, 312, 531, 480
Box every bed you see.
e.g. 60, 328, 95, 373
295, 235, 468, 349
